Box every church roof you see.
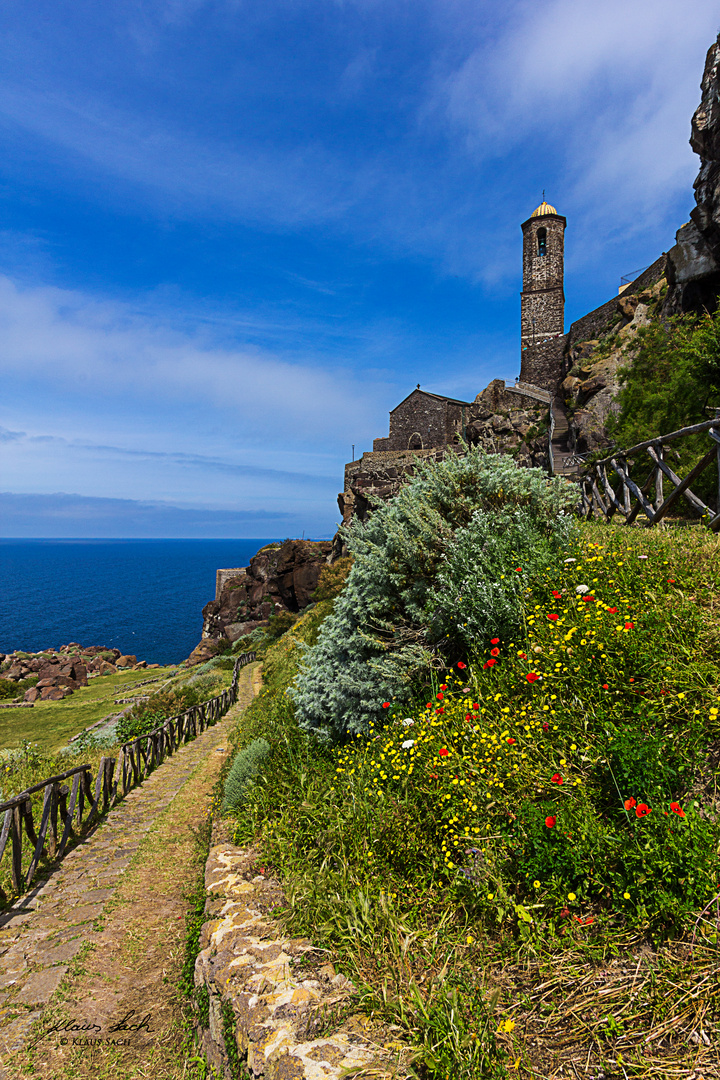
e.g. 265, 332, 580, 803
530, 200, 558, 218
390, 388, 473, 413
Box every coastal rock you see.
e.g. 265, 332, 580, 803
116, 654, 137, 668
189, 540, 333, 660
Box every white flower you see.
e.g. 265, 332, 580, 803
575, 585, 589, 594
638, 555, 648, 560
402, 718, 414, 726
564, 558, 576, 563
401, 739, 415, 749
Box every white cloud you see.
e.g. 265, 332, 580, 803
0, 274, 386, 445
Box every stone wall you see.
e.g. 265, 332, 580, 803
566, 255, 667, 349
338, 448, 444, 525
216, 568, 248, 603
519, 334, 567, 392
195, 830, 405, 1080
386, 390, 471, 451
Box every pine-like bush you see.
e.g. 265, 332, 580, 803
291, 449, 576, 741
222, 738, 271, 813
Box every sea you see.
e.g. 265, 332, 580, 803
0, 539, 283, 666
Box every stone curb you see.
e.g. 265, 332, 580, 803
195, 832, 407, 1079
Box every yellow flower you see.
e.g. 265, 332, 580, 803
533, 880, 541, 888
466, 934, 475, 944
623, 892, 630, 900
567, 892, 576, 901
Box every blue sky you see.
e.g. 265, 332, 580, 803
1, 0, 718, 538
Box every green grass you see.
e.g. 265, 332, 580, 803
222, 521, 720, 1079
0, 666, 178, 755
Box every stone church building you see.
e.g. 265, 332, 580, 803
337, 198, 667, 525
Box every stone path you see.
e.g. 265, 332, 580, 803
0, 663, 259, 1079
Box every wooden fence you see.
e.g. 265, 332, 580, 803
0, 651, 255, 900
580, 418, 720, 530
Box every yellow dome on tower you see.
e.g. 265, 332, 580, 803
530, 200, 558, 218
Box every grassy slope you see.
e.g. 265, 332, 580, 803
0, 667, 178, 754
224, 523, 720, 1080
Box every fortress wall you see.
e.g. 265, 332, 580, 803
567, 254, 667, 348
215, 567, 247, 602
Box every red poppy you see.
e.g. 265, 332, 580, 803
526, 672, 539, 683
440, 684, 447, 690
629, 677, 635, 683
559, 907, 569, 918
382, 702, 391, 709
551, 773, 563, 785
490, 647, 500, 657
542, 721, 549, 732
457, 661, 467, 669
437, 692, 444, 700
624, 797, 636, 811
465, 714, 472, 722
602, 684, 609, 690
607, 606, 618, 613
635, 803, 650, 818
436, 707, 445, 714
576, 915, 594, 926
426, 703, 432, 709
429, 772, 438, 779
439, 748, 449, 757
552, 590, 562, 599
472, 703, 480, 710
547, 614, 559, 622
625, 621, 635, 630
491, 637, 500, 644
515, 567, 522, 572
507, 737, 516, 744
518, 651, 527, 659
668, 579, 675, 584
545, 815, 556, 828
484, 659, 497, 669
669, 802, 686, 817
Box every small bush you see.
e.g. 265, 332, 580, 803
0, 679, 19, 701
222, 738, 271, 813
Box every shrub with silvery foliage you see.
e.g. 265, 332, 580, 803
291, 449, 577, 742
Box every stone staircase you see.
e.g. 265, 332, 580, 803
550, 398, 582, 477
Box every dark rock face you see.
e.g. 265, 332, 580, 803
193, 539, 332, 656
666, 34, 720, 313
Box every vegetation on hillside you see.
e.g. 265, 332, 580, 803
292, 450, 576, 741
609, 306, 720, 505
223, 452, 720, 1079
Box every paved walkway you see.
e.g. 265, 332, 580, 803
0, 663, 259, 1078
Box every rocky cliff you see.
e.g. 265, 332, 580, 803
666, 34, 720, 314
186, 539, 332, 665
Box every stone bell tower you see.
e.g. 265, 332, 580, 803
519, 199, 567, 391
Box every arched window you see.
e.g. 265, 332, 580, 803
408, 433, 423, 450
537, 228, 547, 257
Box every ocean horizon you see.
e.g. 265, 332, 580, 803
0, 538, 297, 665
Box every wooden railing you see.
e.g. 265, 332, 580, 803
0, 651, 255, 900
580, 418, 720, 529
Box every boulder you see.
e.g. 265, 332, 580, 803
40, 686, 70, 701
24, 688, 40, 703
116, 655, 137, 668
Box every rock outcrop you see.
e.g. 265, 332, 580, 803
0, 643, 156, 703
666, 33, 720, 314
188, 540, 333, 663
